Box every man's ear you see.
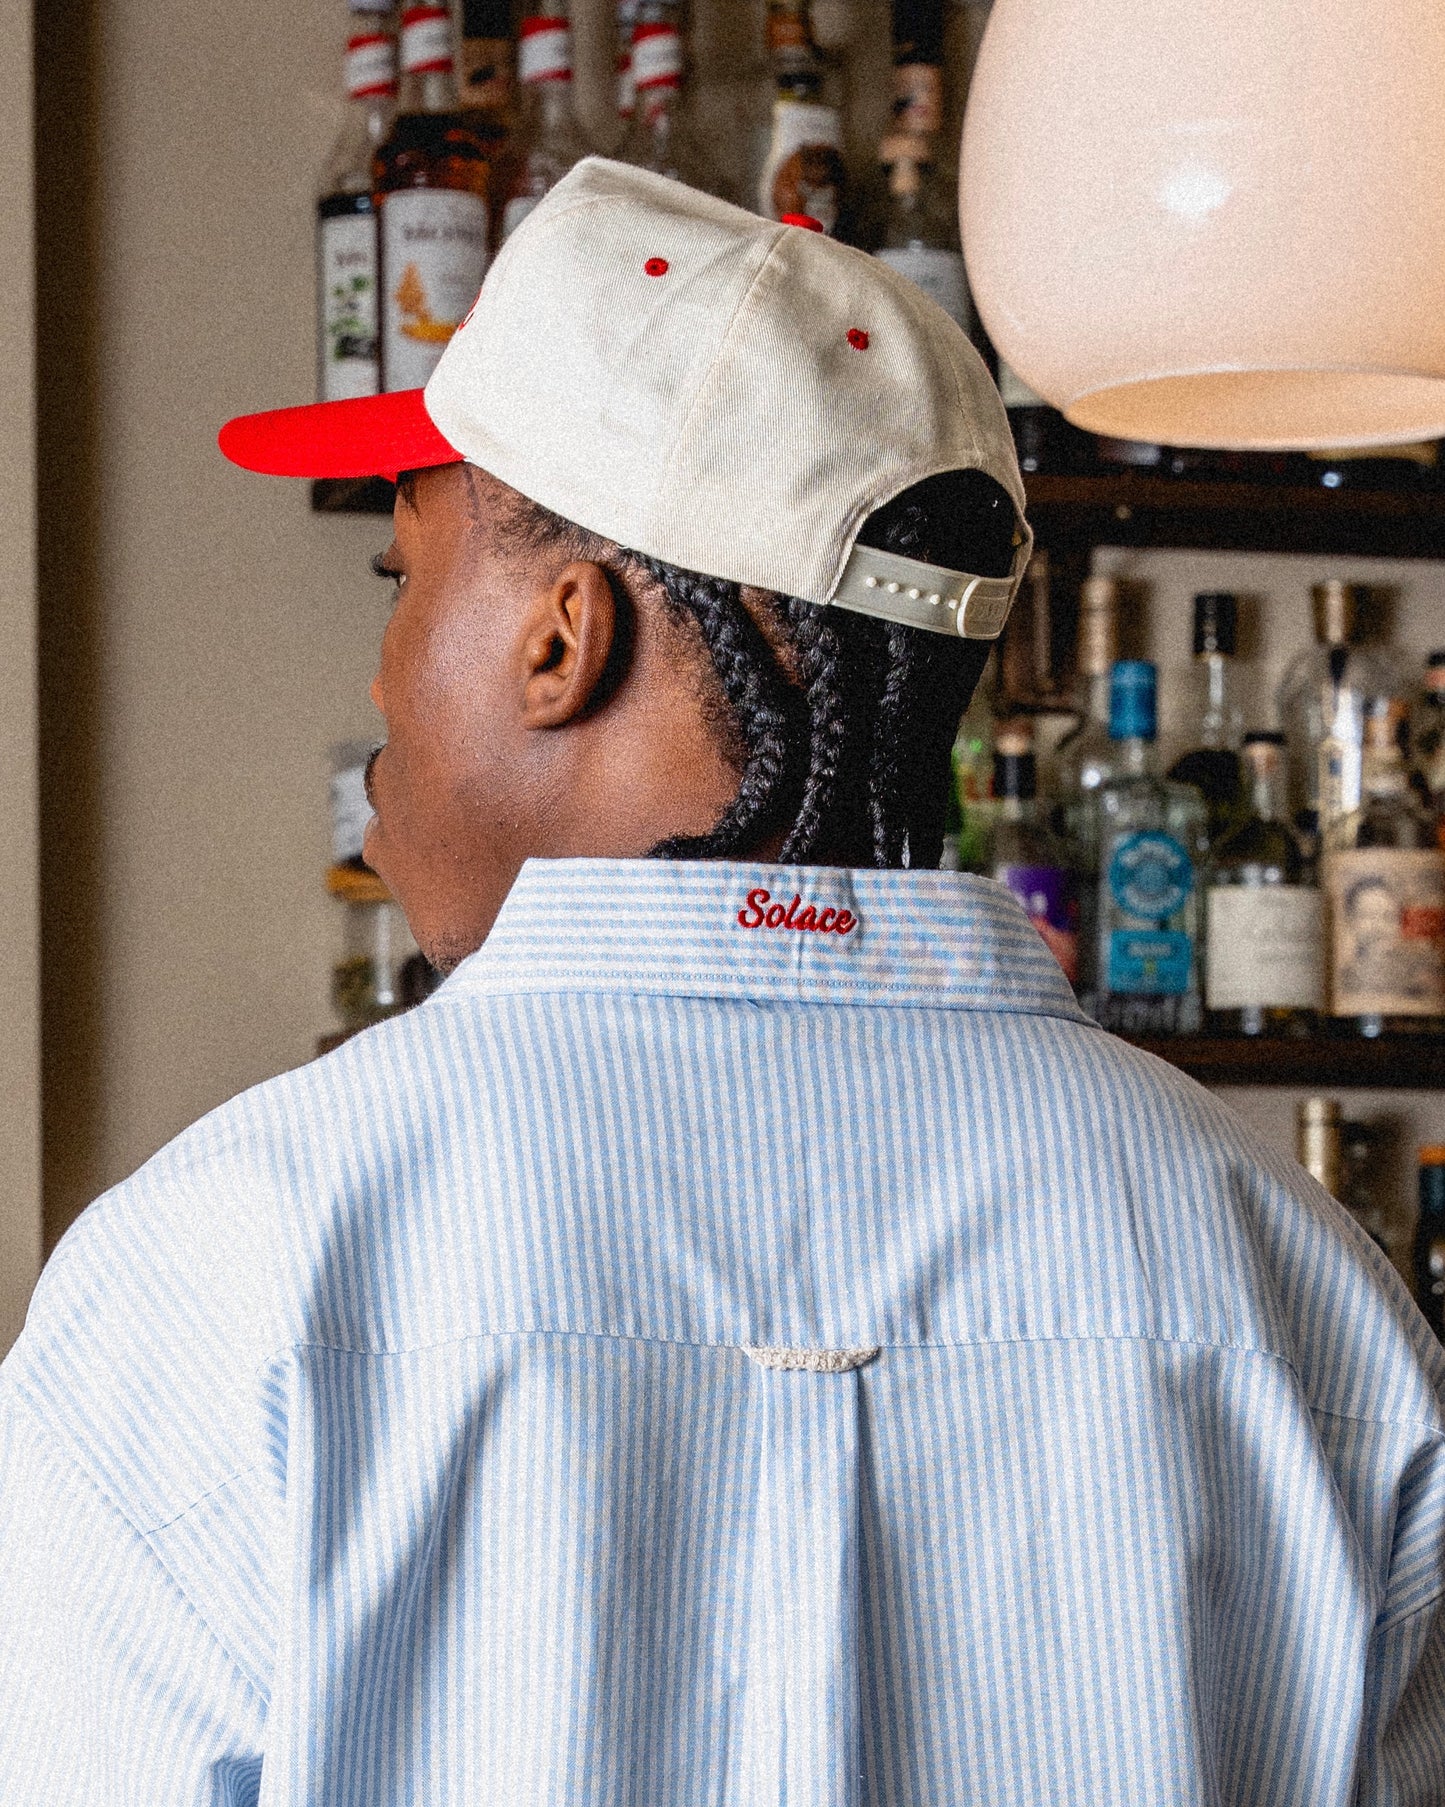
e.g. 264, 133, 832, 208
518, 561, 618, 729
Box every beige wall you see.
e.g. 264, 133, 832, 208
0, 0, 39, 1352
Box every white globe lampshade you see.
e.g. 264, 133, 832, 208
960, 0, 1445, 449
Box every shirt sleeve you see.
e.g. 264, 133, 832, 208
0, 1391, 267, 1807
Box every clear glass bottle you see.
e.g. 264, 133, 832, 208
1324, 698, 1445, 1037
501, 10, 591, 242
614, 0, 640, 136
1204, 731, 1324, 1037
316, 1, 396, 403
1277, 579, 1397, 858
373, 3, 493, 391
1093, 660, 1208, 1036
1413, 1146, 1445, 1341
986, 721, 1081, 987
1054, 576, 1120, 1016
1409, 649, 1445, 826
1167, 591, 1245, 843
758, 0, 849, 236
616, 1, 727, 197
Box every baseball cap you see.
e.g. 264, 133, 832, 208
220, 157, 1032, 641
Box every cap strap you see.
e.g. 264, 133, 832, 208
827, 533, 1032, 641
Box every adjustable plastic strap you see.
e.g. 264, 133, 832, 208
826, 529, 1033, 641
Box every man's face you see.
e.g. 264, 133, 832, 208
363, 465, 539, 971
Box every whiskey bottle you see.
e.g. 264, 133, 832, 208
316, 2, 396, 402
759, 1, 848, 236
616, 2, 726, 196
1167, 591, 1245, 843
1204, 732, 1324, 1037
374, 3, 492, 391
457, 0, 518, 234
986, 721, 1081, 986
1324, 698, 1445, 1037
1093, 661, 1207, 1036
502, 11, 591, 241
1055, 575, 1121, 1018
1414, 1146, 1445, 1340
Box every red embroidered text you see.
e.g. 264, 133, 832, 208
737, 888, 858, 935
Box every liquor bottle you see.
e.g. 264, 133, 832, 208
986, 721, 1081, 986
1277, 580, 1396, 858
1297, 1099, 1390, 1254
1414, 1146, 1445, 1340
1167, 591, 1245, 842
1409, 649, 1445, 829
1093, 660, 1207, 1035
997, 362, 1093, 477
316, 2, 397, 403
1054, 575, 1121, 1017
373, 3, 492, 392
501, 11, 591, 242
759, 1, 849, 237
615, 1, 640, 133
1323, 698, 1445, 1037
457, 0, 519, 234
994, 549, 1073, 717
616, 2, 726, 196
1204, 731, 1324, 1037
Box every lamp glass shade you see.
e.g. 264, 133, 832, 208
960, 0, 1445, 450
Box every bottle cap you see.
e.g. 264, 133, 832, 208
1108, 659, 1157, 742
992, 747, 1037, 802
1241, 730, 1284, 780
1312, 579, 1361, 647
1243, 729, 1286, 746
1193, 591, 1237, 658
1421, 1145, 1445, 1165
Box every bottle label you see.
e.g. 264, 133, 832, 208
401, 5, 454, 73
1205, 885, 1325, 1010
892, 63, 943, 135
1108, 930, 1194, 996
875, 246, 971, 333
519, 17, 573, 83
999, 865, 1080, 984
380, 190, 490, 390
346, 32, 397, 99
632, 22, 683, 90
1108, 831, 1195, 920
1325, 847, 1445, 1016
996, 361, 1046, 410
318, 210, 380, 401
761, 99, 846, 233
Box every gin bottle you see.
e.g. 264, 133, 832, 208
1167, 591, 1245, 844
1094, 661, 1207, 1035
1205, 731, 1324, 1037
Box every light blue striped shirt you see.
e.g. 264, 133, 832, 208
3, 858, 1445, 1806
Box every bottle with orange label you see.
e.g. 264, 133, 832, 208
373, 1, 492, 391
501, 10, 591, 242
316, 0, 397, 402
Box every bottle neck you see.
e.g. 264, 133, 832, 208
398, 66, 459, 113
533, 76, 579, 131
1116, 735, 1155, 776
1244, 752, 1286, 822
1082, 668, 1112, 727
1196, 650, 1234, 746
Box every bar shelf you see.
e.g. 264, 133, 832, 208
1123, 1033, 1445, 1090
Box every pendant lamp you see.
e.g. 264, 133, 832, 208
959, 0, 1445, 449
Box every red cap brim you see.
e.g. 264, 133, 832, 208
217, 388, 465, 481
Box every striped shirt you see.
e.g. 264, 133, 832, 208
3, 856, 1445, 1806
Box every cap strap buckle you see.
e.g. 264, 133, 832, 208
827, 532, 1032, 641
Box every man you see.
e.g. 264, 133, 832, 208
2, 159, 1443, 1805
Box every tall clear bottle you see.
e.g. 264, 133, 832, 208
616, 1, 727, 196
1324, 698, 1445, 1037
373, 3, 492, 391
1054, 576, 1120, 1016
1167, 591, 1245, 844
986, 721, 1081, 987
1277, 579, 1396, 858
1204, 731, 1324, 1037
1093, 661, 1207, 1036
758, 1, 849, 236
501, 11, 591, 242
317, 2, 396, 402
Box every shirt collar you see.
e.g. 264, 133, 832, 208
443, 858, 1091, 1022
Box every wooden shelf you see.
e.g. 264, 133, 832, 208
1025, 472, 1445, 560
1124, 1033, 1445, 1090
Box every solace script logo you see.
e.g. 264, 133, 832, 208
737, 888, 859, 936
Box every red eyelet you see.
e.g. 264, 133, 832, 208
847, 327, 870, 351
645, 257, 670, 277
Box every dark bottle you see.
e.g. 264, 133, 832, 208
1412, 1146, 1445, 1339
1168, 592, 1245, 843
986, 720, 1080, 987
373, 3, 493, 391
457, 0, 519, 241
997, 361, 1094, 477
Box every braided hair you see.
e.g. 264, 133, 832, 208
499, 468, 1018, 870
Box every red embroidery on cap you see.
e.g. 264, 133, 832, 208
847, 328, 870, 351
736, 888, 858, 936
780, 212, 825, 233
644, 257, 670, 277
